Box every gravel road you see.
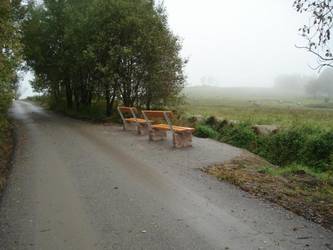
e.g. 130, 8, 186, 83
0, 101, 332, 250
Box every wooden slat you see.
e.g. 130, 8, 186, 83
119, 107, 138, 114
152, 124, 195, 133
125, 118, 147, 123
142, 110, 174, 119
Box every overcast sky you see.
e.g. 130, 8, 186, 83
21, 0, 317, 97
163, 0, 317, 87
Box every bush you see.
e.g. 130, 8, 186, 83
195, 125, 220, 139
186, 115, 333, 173
259, 126, 308, 166
205, 116, 220, 129
219, 122, 257, 150
304, 131, 333, 171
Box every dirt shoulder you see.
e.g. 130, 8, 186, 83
203, 151, 333, 231
0, 121, 15, 192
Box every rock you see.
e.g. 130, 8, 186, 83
227, 120, 239, 125
252, 125, 279, 136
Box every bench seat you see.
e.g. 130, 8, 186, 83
125, 118, 147, 124
152, 124, 195, 133
142, 110, 195, 148
118, 106, 150, 135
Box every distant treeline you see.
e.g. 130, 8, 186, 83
305, 69, 333, 99
274, 69, 333, 99
22, 0, 186, 115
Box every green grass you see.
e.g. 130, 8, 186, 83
184, 96, 333, 173
182, 97, 333, 129
258, 164, 333, 183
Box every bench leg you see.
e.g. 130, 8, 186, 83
149, 129, 167, 141
122, 122, 127, 131
138, 123, 149, 136
123, 122, 139, 132
173, 132, 193, 148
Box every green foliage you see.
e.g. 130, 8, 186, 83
257, 126, 333, 171
205, 116, 220, 128
0, 0, 22, 118
22, 0, 186, 116
195, 125, 219, 139
191, 114, 333, 173
219, 123, 257, 150
258, 126, 309, 166
258, 164, 333, 184
303, 131, 333, 170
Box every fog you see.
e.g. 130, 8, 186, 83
21, 0, 317, 97
164, 0, 317, 87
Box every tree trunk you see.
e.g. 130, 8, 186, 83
65, 82, 73, 109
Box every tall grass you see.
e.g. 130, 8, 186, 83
182, 98, 333, 129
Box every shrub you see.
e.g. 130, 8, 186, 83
216, 119, 229, 133
195, 125, 219, 139
260, 126, 308, 166
219, 123, 257, 150
304, 131, 333, 171
205, 116, 220, 129
191, 115, 333, 173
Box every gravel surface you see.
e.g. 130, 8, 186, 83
0, 101, 332, 250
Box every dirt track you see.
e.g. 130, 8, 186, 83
0, 101, 332, 250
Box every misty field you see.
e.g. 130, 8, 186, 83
182, 97, 333, 129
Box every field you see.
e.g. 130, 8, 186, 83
181, 87, 333, 169
181, 86, 333, 129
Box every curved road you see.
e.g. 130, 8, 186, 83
0, 101, 332, 250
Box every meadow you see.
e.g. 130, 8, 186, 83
180, 88, 333, 171
181, 96, 333, 129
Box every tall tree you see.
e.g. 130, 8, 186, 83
0, 0, 23, 115
22, 0, 186, 115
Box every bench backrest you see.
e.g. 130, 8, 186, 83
142, 110, 174, 132
118, 107, 138, 114
118, 106, 138, 122
142, 110, 174, 119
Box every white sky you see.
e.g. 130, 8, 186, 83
163, 0, 317, 87
21, 0, 317, 97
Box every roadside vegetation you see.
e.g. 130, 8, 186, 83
182, 95, 333, 170
203, 153, 333, 230
0, 1, 23, 191
180, 91, 333, 229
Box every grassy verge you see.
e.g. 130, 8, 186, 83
203, 152, 333, 230
0, 116, 14, 192
193, 119, 333, 171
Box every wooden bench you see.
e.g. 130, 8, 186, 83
142, 110, 195, 148
117, 106, 150, 135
